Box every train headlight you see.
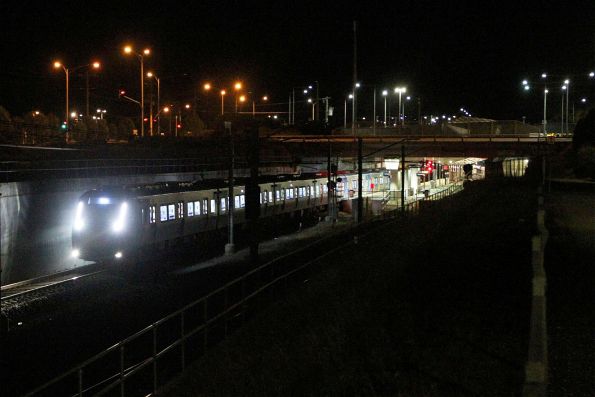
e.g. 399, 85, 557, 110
71, 249, 80, 258
115, 251, 123, 259
74, 201, 85, 231
112, 202, 128, 233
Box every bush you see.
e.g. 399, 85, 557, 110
574, 145, 595, 180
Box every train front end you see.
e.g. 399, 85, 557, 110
71, 190, 136, 262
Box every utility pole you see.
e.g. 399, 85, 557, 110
352, 20, 357, 136
225, 121, 235, 255
357, 138, 363, 223
401, 145, 405, 213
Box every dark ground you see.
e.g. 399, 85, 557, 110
544, 187, 595, 397
161, 180, 539, 396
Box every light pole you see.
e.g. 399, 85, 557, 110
307, 98, 315, 120
146, 71, 160, 136
522, 76, 548, 135
564, 79, 570, 134
203, 83, 211, 126
543, 88, 549, 135
123, 45, 150, 137
234, 81, 242, 113
85, 61, 101, 117
344, 93, 353, 128
394, 87, 407, 127
53, 60, 100, 141
220, 90, 226, 115
382, 90, 388, 127
560, 80, 568, 134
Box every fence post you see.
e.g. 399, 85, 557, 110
78, 368, 83, 397
153, 326, 157, 394
203, 300, 208, 351
120, 346, 125, 397
224, 287, 229, 337
181, 312, 185, 370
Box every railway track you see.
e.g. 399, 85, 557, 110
1, 265, 105, 303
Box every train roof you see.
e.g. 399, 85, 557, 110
86, 173, 326, 198
83, 170, 383, 199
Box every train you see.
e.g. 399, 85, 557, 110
71, 171, 389, 263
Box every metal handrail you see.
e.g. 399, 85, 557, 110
25, 184, 464, 397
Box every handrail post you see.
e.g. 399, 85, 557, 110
203, 300, 208, 351
153, 326, 157, 394
78, 368, 83, 397
120, 346, 125, 397
224, 287, 229, 337
181, 312, 186, 370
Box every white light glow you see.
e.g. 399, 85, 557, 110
112, 202, 128, 233
98, 197, 110, 205
74, 201, 84, 231
71, 249, 80, 258
115, 252, 123, 258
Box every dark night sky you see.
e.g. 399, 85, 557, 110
1, 0, 594, 124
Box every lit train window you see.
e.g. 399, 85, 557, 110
234, 196, 240, 208
149, 206, 156, 224
275, 190, 280, 201
194, 201, 200, 215
203, 199, 208, 215
178, 202, 184, 218
323, 185, 328, 193
220, 198, 227, 212
160, 205, 168, 222
187, 202, 194, 217
352, 180, 357, 189
268, 191, 273, 202
239, 194, 245, 208
168, 204, 176, 220
210, 199, 216, 214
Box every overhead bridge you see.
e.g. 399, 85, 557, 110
267, 134, 571, 159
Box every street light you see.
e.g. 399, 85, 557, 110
146, 71, 160, 136
564, 79, 570, 134
96, 108, 107, 119
344, 93, 353, 128
53, 60, 100, 130
561, 84, 567, 135
382, 90, 388, 127
234, 81, 242, 113
220, 90, 226, 115
394, 87, 407, 126
522, 77, 548, 135
123, 45, 151, 137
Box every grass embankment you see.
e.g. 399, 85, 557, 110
162, 180, 537, 396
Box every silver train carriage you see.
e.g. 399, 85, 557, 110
71, 171, 389, 262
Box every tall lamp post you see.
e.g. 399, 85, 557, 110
382, 90, 388, 127
564, 79, 570, 134
344, 93, 353, 128
523, 75, 549, 135
394, 87, 407, 127
203, 83, 212, 126
220, 90, 226, 115
123, 45, 151, 137
53, 60, 100, 139
234, 81, 242, 113
146, 71, 160, 136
